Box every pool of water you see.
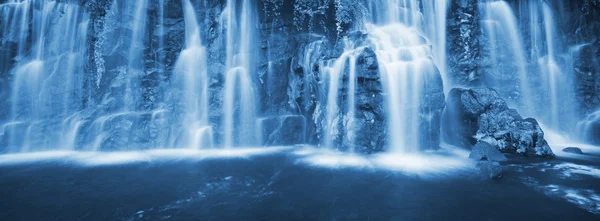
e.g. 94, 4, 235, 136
0, 147, 599, 220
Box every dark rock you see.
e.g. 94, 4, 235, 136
469, 141, 507, 161
562, 147, 584, 154
447, 0, 483, 87
418, 64, 446, 150
336, 47, 387, 153
259, 115, 306, 146
443, 88, 554, 157
476, 161, 503, 180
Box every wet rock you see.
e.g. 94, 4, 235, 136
345, 48, 386, 153
259, 115, 306, 146
469, 141, 507, 161
562, 147, 584, 154
443, 88, 554, 157
447, 0, 483, 87
418, 63, 446, 151
477, 161, 503, 180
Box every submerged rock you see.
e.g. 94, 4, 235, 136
476, 161, 503, 180
469, 141, 507, 161
443, 88, 554, 157
562, 147, 584, 154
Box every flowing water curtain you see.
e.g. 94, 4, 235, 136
315, 0, 444, 152
1, 0, 89, 152
222, 0, 260, 147
172, 0, 212, 149
481, 0, 578, 132
479, 0, 533, 112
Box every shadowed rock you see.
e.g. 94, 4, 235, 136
469, 141, 507, 161
477, 161, 503, 179
443, 88, 554, 157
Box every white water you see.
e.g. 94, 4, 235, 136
480, 1, 532, 113
0, 0, 596, 156
2, 0, 89, 152
172, 0, 212, 149
124, 0, 148, 111
321, 46, 362, 150
222, 0, 259, 148
422, 0, 449, 92
317, 0, 442, 152
0, 147, 290, 166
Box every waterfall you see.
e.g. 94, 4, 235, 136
321, 47, 361, 150
370, 24, 436, 153
317, 0, 443, 152
172, 0, 212, 149
480, 0, 532, 113
422, 0, 449, 92
477, 0, 579, 134
124, 0, 148, 111
222, 0, 259, 148
0, 0, 594, 154
1, 0, 89, 152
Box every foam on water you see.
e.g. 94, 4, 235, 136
293, 146, 474, 175
523, 177, 600, 214
0, 147, 290, 166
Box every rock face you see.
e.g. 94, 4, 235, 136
568, 1, 600, 116
447, 0, 482, 87
259, 115, 306, 146
443, 88, 554, 157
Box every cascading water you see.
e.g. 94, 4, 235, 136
479, 0, 578, 134
1, 0, 89, 152
122, 0, 148, 112
318, 0, 445, 152
0, 0, 596, 155
172, 0, 212, 149
369, 24, 437, 153
221, 0, 259, 148
480, 0, 533, 112
422, 0, 449, 91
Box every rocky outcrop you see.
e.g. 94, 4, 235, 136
443, 88, 554, 157
471, 141, 505, 179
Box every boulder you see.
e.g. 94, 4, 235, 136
469, 141, 507, 161
443, 88, 554, 157
259, 115, 306, 146
477, 161, 503, 180
342, 48, 386, 153
562, 147, 584, 154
